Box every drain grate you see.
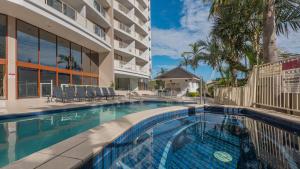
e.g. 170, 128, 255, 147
213, 151, 232, 163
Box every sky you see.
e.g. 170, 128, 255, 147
150, 0, 300, 81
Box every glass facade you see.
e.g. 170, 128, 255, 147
82, 48, 91, 72
17, 21, 38, 64
16, 20, 100, 98
91, 51, 99, 74
58, 73, 70, 85
0, 15, 6, 58
57, 37, 70, 69
71, 43, 81, 71
18, 68, 38, 97
0, 65, 5, 98
72, 75, 81, 85
40, 30, 56, 67
0, 15, 6, 98
40, 70, 56, 97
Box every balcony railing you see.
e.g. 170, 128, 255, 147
137, 1, 145, 12
44, 0, 110, 44
114, 40, 133, 53
114, 60, 148, 74
116, 1, 130, 14
93, 0, 106, 17
115, 20, 131, 34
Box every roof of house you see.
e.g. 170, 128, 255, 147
155, 67, 200, 80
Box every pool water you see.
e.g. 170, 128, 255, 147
111, 113, 300, 169
0, 101, 184, 167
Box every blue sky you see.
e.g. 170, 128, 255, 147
150, 0, 300, 81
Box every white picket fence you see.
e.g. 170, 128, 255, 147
214, 57, 300, 115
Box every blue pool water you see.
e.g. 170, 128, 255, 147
0, 101, 186, 167
109, 113, 300, 169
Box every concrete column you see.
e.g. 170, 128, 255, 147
99, 1, 114, 87
7, 16, 16, 101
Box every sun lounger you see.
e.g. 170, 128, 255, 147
52, 86, 65, 102
76, 87, 86, 101
64, 87, 76, 102
86, 87, 96, 100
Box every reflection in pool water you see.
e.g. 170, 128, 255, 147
0, 102, 184, 167
111, 113, 300, 169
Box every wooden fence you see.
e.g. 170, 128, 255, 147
214, 57, 300, 115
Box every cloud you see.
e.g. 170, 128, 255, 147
152, 0, 212, 58
278, 32, 300, 54
152, 0, 300, 59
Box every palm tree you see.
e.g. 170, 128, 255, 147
179, 54, 190, 70
181, 42, 205, 73
209, 0, 300, 63
158, 68, 168, 75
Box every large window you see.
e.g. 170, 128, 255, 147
40, 30, 56, 67
72, 75, 81, 85
91, 51, 99, 74
0, 65, 6, 97
57, 38, 70, 69
0, 15, 6, 58
40, 70, 56, 84
0, 15, 6, 98
58, 73, 70, 85
18, 68, 38, 97
17, 21, 38, 64
82, 77, 91, 85
40, 70, 56, 96
82, 48, 91, 72
71, 43, 81, 71
91, 77, 98, 86
16, 20, 100, 98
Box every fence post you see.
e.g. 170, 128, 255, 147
253, 66, 258, 108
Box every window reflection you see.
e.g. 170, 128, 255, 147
57, 38, 70, 69
0, 15, 6, 58
72, 75, 81, 85
71, 43, 82, 71
82, 48, 91, 72
40, 30, 56, 67
82, 76, 91, 85
91, 51, 99, 75
18, 68, 38, 97
17, 21, 38, 64
0, 65, 6, 97
91, 77, 98, 86
41, 70, 56, 96
58, 73, 70, 85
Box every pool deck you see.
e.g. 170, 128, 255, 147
2, 100, 300, 169
0, 97, 197, 116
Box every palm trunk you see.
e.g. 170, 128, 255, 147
263, 0, 277, 63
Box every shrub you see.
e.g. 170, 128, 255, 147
187, 92, 199, 97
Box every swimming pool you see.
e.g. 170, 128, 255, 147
0, 101, 187, 167
90, 108, 300, 169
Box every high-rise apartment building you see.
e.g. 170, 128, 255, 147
0, 0, 151, 100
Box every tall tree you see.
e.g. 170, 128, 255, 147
209, 0, 300, 63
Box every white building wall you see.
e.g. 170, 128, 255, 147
164, 79, 199, 97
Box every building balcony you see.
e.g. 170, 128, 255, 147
114, 40, 134, 55
29, 0, 111, 45
83, 0, 111, 27
135, 32, 148, 47
113, 1, 135, 23
135, 48, 148, 61
114, 19, 133, 38
134, 16, 148, 34
135, 1, 148, 21
114, 60, 149, 77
